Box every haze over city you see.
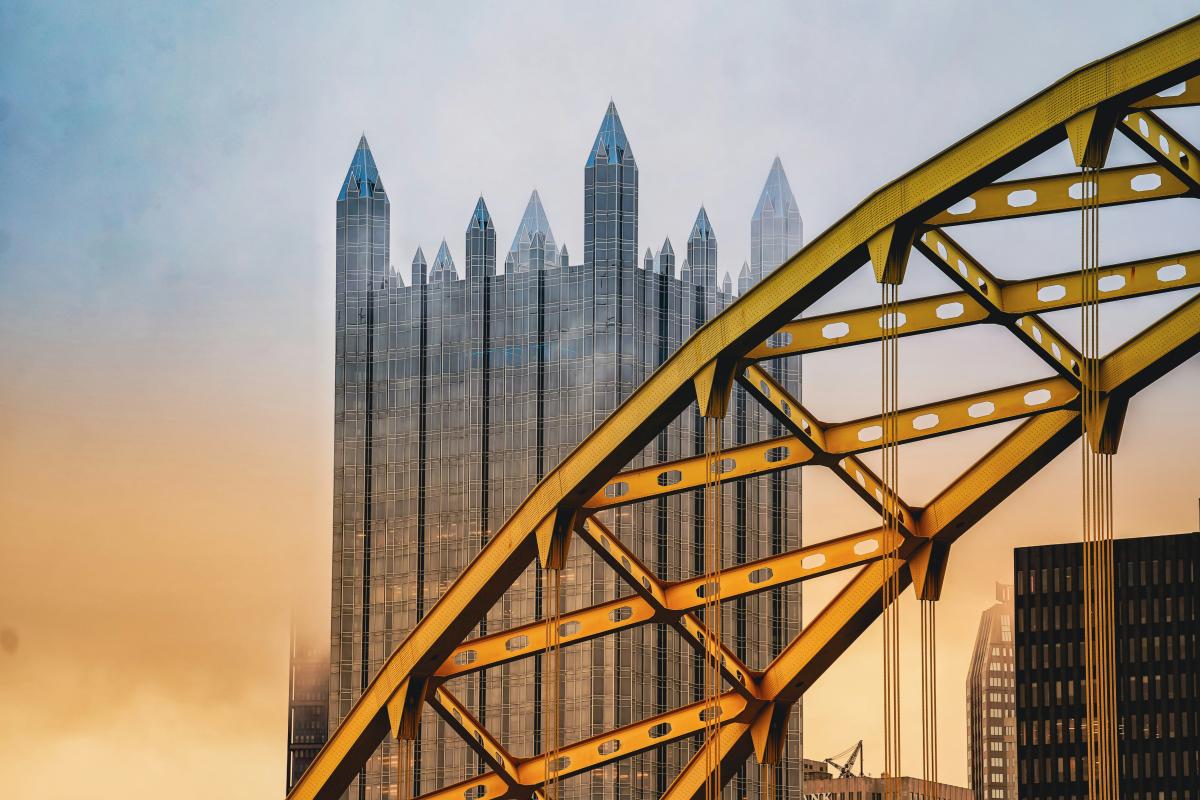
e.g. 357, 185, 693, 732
1, 3, 1198, 799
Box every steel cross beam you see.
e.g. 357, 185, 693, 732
747, 247, 1200, 362
576, 516, 761, 698
428, 686, 524, 793
917, 228, 1085, 383
739, 363, 919, 536
286, 18, 1200, 800
925, 163, 1187, 226
662, 293, 1200, 800
1120, 109, 1200, 194
582, 434, 815, 510
587, 370, 1079, 515
434, 527, 889, 681
1133, 78, 1200, 109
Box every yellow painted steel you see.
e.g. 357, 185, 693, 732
429, 687, 522, 787
436, 526, 889, 681
1120, 109, 1200, 192
583, 434, 813, 510
1132, 78, 1200, 108
287, 16, 1200, 800
925, 164, 1187, 226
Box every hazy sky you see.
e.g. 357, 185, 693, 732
1, 2, 1198, 797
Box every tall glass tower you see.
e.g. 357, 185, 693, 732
505, 190, 559, 274
465, 197, 497, 279
684, 206, 718, 290
584, 101, 638, 270
300, 126, 806, 800
750, 156, 803, 285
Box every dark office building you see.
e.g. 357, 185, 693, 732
291, 115, 807, 799
1014, 532, 1200, 800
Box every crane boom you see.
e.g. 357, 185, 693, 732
823, 740, 863, 779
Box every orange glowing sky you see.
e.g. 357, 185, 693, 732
1, 3, 1198, 798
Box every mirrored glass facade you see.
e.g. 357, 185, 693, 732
300, 125, 807, 800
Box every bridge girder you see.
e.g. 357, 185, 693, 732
286, 16, 1200, 800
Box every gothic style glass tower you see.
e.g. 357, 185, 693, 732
329, 135, 400, 799
300, 127, 807, 800
584, 101, 638, 270
505, 190, 559, 273
465, 197, 496, 279
750, 156, 803, 284
684, 206, 718, 290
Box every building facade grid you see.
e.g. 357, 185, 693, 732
1013, 532, 1200, 800
291, 115, 809, 800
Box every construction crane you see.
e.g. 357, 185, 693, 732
825, 740, 864, 779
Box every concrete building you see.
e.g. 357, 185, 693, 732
800, 775, 973, 800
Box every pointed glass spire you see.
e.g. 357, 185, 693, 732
430, 240, 458, 282
753, 156, 798, 220
644, 247, 655, 271
657, 237, 675, 276
469, 196, 492, 230
339, 134, 383, 200
411, 246, 428, 286
686, 206, 718, 289
690, 206, 714, 240
466, 196, 497, 279
737, 260, 751, 295
586, 101, 634, 167
559, 244, 569, 268
721, 272, 733, 294
750, 157, 803, 287
508, 190, 559, 272
511, 191, 556, 249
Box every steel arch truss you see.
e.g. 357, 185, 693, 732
288, 18, 1200, 800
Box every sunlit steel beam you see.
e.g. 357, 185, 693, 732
999, 250, 1200, 314
1101, 292, 1200, 396
918, 228, 1085, 383
925, 164, 1186, 227
577, 516, 760, 698
582, 435, 814, 511
748, 247, 1200, 362
435, 527, 888, 680
823, 376, 1078, 455
428, 686, 523, 789
1133, 78, 1200, 109
1120, 109, 1200, 194
740, 363, 918, 535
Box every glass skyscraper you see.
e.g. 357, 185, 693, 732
966, 584, 1017, 800
290, 118, 807, 800
584, 102, 638, 271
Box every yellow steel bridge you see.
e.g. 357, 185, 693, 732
289, 15, 1200, 800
